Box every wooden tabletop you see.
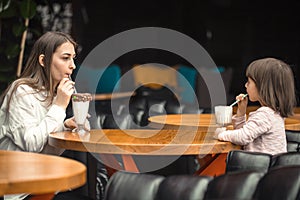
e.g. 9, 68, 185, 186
93, 91, 134, 101
148, 114, 217, 130
49, 129, 241, 156
0, 150, 86, 196
148, 113, 300, 131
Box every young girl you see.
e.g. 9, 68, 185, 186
215, 57, 296, 155
0, 32, 79, 156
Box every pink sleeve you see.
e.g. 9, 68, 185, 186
218, 110, 272, 145
232, 114, 246, 129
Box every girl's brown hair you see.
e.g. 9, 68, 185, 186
0, 31, 77, 109
246, 57, 296, 117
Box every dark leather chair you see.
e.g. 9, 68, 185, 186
270, 151, 300, 168
286, 130, 300, 152
226, 150, 272, 173
103, 171, 164, 200
253, 166, 300, 200
204, 171, 264, 200
104, 166, 300, 200
155, 175, 212, 200
129, 85, 181, 127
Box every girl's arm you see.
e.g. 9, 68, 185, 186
216, 109, 272, 145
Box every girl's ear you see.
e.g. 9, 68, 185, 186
39, 54, 45, 67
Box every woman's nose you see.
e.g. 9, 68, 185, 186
70, 59, 76, 69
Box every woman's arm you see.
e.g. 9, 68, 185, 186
6, 85, 66, 152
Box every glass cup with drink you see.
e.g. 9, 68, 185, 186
214, 105, 233, 127
72, 93, 92, 134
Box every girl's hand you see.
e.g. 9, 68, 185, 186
214, 127, 226, 140
54, 78, 75, 109
236, 93, 248, 117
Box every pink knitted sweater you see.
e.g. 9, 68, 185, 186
218, 106, 287, 155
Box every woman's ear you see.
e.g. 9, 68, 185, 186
38, 54, 45, 67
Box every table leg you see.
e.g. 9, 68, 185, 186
194, 153, 227, 177
121, 155, 139, 172
98, 154, 123, 177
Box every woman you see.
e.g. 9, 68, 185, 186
0, 31, 78, 155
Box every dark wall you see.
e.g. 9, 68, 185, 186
72, 0, 300, 104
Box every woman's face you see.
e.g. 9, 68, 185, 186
245, 77, 259, 102
50, 42, 76, 86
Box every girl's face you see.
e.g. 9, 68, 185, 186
245, 77, 259, 102
50, 42, 76, 86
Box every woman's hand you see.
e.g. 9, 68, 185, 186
236, 93, 248, 117
64, 117, 77, 130
64, 115, 91, 131
54, 78, 75, 109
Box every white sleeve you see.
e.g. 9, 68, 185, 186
6, 86, 66, 152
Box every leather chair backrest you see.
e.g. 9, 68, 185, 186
129, 85, 181, 127
104, 166, 300, 200
286, 130, 300, 152
226, 150, 272, 173
253, 166, 300, 200
104, 171, 164, 200
270, 152, 300, 168
204, 171, 264, 200
155, 175, 212, 200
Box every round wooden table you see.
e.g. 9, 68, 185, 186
0, 150, 86, 199
148, 113, 217, 130
147, 113, 300, 176
49, 129, 240, 156
49, 129, 241, 178
148, 113, 300, 131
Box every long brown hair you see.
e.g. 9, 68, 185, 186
246, 57, 296, 117
0, 31, 77, 109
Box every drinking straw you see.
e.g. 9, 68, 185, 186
69, 75, 77, 93
229, 94, 248, 107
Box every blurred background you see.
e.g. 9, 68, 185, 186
1, 0, 300, 107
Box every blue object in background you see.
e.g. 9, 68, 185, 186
76, 65, 121, 93
96, 65, 121, 93
177, 65, 197, 104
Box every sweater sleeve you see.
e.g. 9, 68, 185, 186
6, 86, 66, 152
218, 109, 272, 145
232, 114, 246, 129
